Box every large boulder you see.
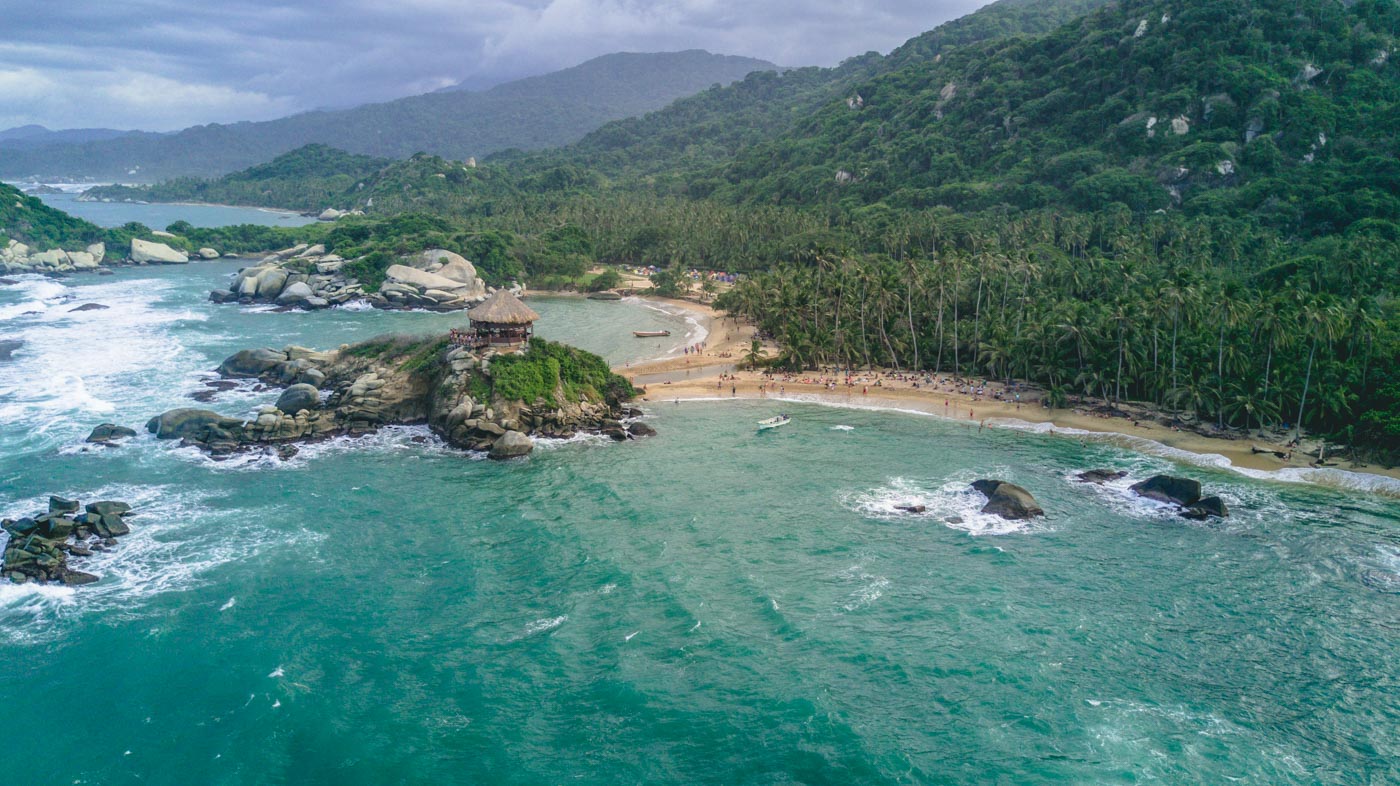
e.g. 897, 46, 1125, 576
86, 242, 105, 263
383, 264, 480, 296
971, 480, 1045, 520
1129, 475, 1201, 506
275, 281, 315, 305
275, 384, 320, 414
145, 408, 245, 440
86, 423, 137, 443
218, 348, 288, 377
131, 238, 189, 264
254, 268, 290, 298
198, 247, 220, 260
68, 251, 99, 269
489, 430, 534, 459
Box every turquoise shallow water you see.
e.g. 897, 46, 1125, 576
1, 265, 1399, 784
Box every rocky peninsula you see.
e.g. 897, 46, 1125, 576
209, 245, 519, 311
145, 330, 649, 460
1, 236, 218, 274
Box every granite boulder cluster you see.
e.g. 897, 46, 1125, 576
3, 496, 135, 586
210, 246, 508, 311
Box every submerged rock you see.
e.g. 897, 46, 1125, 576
971, 479, 1044, 520
1181, 495, 1229, 520
1076, 469, 1127, 484
69, 302, 109, 312
86, 423, 138, 443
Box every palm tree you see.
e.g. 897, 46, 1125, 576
743, 338, 768, 370
1293, 294, 1346, 437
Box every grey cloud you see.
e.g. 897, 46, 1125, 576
0, 0, 987, 131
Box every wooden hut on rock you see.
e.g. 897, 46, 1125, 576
460, 289, 539, 349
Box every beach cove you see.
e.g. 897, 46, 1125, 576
1, 263, 1398, 783
623, 297, 1400, 492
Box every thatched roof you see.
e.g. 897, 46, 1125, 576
467, 289, 539, 325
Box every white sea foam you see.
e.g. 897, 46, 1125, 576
0, 483, 316, 644
521, 615, 567, 637
0, 275, 208, 437
168, 425, 459, 471
841, 474, 1049, 536
837, 564, 891, 611
830, 425, 856, 431
332, 300, 375, 312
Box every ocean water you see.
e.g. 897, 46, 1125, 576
2, 264, 1399, 784
29, 190, 316, 229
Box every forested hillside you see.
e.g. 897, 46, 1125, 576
88, 145, 393, 212
0, 51, 776, 181
715, 0, 1398, 239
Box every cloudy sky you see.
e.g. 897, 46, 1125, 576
1, 0, 989, 132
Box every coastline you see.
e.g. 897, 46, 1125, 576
619, 296, 1400, 495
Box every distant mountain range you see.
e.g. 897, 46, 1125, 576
0, 125, 150, 150
0, 50, 777, 182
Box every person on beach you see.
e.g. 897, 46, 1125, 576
732, 385, 736, 397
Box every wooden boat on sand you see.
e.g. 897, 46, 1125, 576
633, 330, 671, 338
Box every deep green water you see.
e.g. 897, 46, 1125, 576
1, 264, 1399, 785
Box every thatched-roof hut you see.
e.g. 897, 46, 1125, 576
465, 290, 539, 347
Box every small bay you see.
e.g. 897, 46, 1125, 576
0, 263, 1397, 785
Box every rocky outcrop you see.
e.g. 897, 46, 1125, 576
1129, 475, 1201, 506
1128, 474, 1230, 519
215, 245, 499, 312
971, 480, 1044, 520
149, 335, 647, 460
130, 238, 189, 264
3, 496, 136, 586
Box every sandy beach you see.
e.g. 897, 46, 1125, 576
621, 296, 1400, 489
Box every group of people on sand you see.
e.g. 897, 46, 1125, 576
681, 342, 706, 356
749, 368, 1032, 409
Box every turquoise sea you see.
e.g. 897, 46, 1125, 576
2, 262, 1399, 784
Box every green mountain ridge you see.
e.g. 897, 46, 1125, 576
709, 0, 1398, 239
0, 50, 777, 182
